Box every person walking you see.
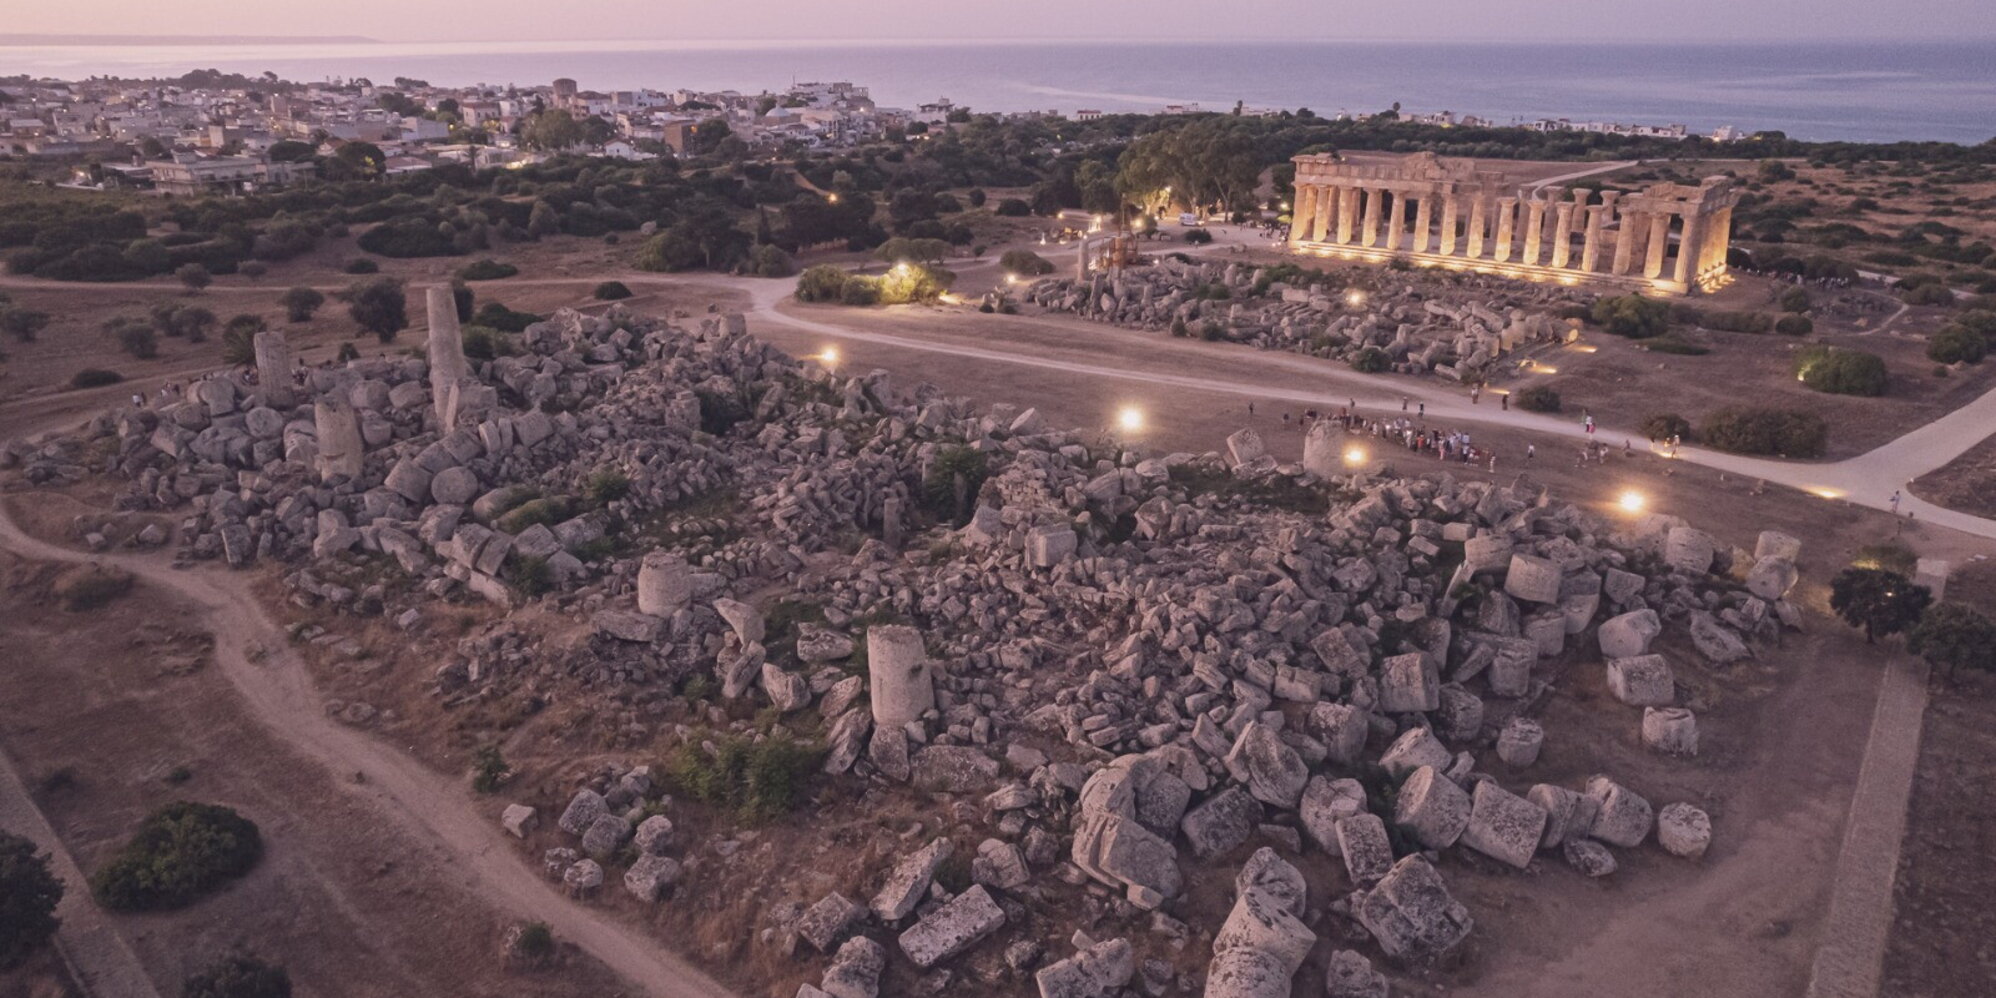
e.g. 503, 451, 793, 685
1526, 443, 1535, 461
1890, 490, 1902, 515
1401, 395, 1409, 412
1500, 393, 1509, 411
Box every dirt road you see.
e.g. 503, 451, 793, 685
0, 510, 737, 998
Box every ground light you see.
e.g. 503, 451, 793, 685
1617, 489, 1647, 514
819, 346, 840, 366
1117, 406, 1145, 432
1345, 289, 1367, 308
1344, 446, 1368, 466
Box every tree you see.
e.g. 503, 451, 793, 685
1115, 117, 1264, 216
177, 262, 213, 294
182, 952, 291, 998
1828, 567, 1931, 643
280, 286, 325, 323
525, 200, 561, 239
1591, 294, 1670, 338
0, 831, 63, 970
1795, 346, 1887, 396
521, 109, 584, 151
341, 278, 408, 343
0, 305, 51, 343
1907, 603, 1996, 679
324, 142, 385, 182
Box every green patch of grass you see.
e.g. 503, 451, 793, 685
91, 802, 262, 911
665, 734, 823, 822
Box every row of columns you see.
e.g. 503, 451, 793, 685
1292, 182, 1709, 285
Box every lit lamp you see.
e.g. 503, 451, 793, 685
1344, 290, 1367, 308
1343, 446, 1367, 466
819, 346, 841, 366
1617, 489, 1646, 514
1117, 406, 1145, 432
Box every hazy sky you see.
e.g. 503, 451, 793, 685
11, 0, 1996, 43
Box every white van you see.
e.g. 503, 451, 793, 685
1178, 212, 1202, 227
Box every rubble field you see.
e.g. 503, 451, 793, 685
5, 290, 1846, 998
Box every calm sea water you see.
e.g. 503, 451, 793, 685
7, 39, 1994, 144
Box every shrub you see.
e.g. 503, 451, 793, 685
1777, 286, 1811, 312
665, 734, 822, 821
994, 198, 1031, 217
52, 564, 133, 610
342, 259, 379, 275
1182, 228, 1214, 245
1641, 337, 1710, 356
182, 953, 291, 998
472, 301, 540, 333
1641, 413, 1693, 442
220, 327, 258, 366
341, 278, 408, 343
69, 368, 123, 389
1796, 345, 1888, 396
1699, 406, 1829, 457
0, 305, 51, 343
1902, 282, 1956, 307
0, 831, 63, 971
1591, 294, 1670, 339
922, 445, 990, 526
592, 280, 632, 300
460, 325, 506, 361
512, 922, 556, 964
1928, 324, 1988, 364
1516, 385, 1562, 412
357, 218, 462, 258
237, 261, 267, 280
175, 263, 212, 293
280, 286, 325, 323
470, 746, 510, 794
1853, 542, 1919, 576
998, 249, 1054, 276
106, 317, 158, 359
91, 801, 262, 911
1691, 308, 1776, 334
746, 243, 796, 277
795, 265, 852, 303
1773, 314, 1814, 336
1198, 321, 1226, 341
1907, 602, 1996, 678
1349, 347, 1391, 373
876, 263, 953, 304
584, 468, 631, 504
455, 258, 518, 281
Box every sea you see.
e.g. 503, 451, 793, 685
5, 38, 1994, 145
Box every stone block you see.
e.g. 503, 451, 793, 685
1027, 524, 1079, 568
1664, 526, 1716, 574
1226, 721, 1307, 808
1641, 706, 1699, 756
1298, 776, 1366, 855
871, 836, 951, 922
1656, 802, 1712, 859
1353, 855, 1473, 962
1458, 781, 1548, 869
1584, 776, 1653, 848
1379, 652, 1439, 713
1606, 655, 1675, 707
1495, 717, 1544, 767
1180, 787, 1260, 860
898, 884, 1006, 968
1598, 609, 1661, 658
1393, 766, 1470, 850
1336, 814, 1394, 887
1503, 553, 1562, 604
1379, 726, 1450, 781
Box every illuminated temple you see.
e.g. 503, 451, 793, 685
1287, 152, 1738, 296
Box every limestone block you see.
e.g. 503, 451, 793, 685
1747, 556, 1798, 601
1214, 886, 1316, 976
866, 625, 934, 728
1755, 530, 1802, 562
1656, 802, 1712, 859
636, 552, 692, 615
1484, 636, 1535, 698
1353, 855, 1474, 962
1301, 421, 1341, 478
1225, 428, 1267, 467
821, 936, 887, 998
1641, 706, 1699, 756
1606, 655, 1675, 707
714, 597, 766, 645
431, 465, 480, 505
623, 854, 680, 901
1034, 938, 1133, 998
557, 789, 607, 835
633, 814, 674, 855
1379, 726, 1451, 781
1435, 685, 1484, 742
1027, 524, 1079, 568
580, 813, 631, 857
1393, 766, 1471, 850
1458, 781, 1548, 869
1563, 838, 1617, 877
871, 837, 951, 922
1379, 652, 1440, 713
1298, 776, 1366, 855
897, 884, 1005, 968
1226, 721, 1308, 808
1463, 534, 1514, 575
1308, 702, 1368, 765
1598, 609, 1662, 658
1584, 776, 1653, 848
1504, 553, 1563, 604
797, 892, 867, 952
1323, 950, 1390, 998
1336, 813, 1395, 887
1664, 526, 1716, 575
1495, 717, 1544, 767
1180, 787, 1260, 860
500, 804, 538, 838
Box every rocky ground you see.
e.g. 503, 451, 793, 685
5, 291, 1822, 998
1021, 259, 1587, 384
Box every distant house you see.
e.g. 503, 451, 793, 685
382, 155, 434, 176
597, 140, 655, 161
1074, 109, 1103, 122
147, 153, 308, 196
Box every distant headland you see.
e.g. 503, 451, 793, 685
0, 33, 382, 47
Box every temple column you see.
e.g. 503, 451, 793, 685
1674, 210, 1705, 287
1337, 187, 1358, 244
1384, 191, 1406, 252
1466, 195, 1487, 258
1361, 187, 1384, 247
1580, 205, 1608, 272
1412, 193, 1434, 254
1315, 185, 1336, 244
1522, 200, 1546, 265
1611, 209, 1640, 276
1438, 193, 1459, 256
1551, 202, 1578, 269
1290, 184, 1318, 244
1493, 197, 1517, 263
1644, 212, 1672, 279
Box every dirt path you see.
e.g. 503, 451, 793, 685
0, 743, 161, 998
1805, 651, 1932, 998
0, 512, 737, 998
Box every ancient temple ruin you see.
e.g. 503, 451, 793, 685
1288, 152, 1738, 296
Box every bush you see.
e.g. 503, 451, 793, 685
584, 468, 631, 504
182, 953, 291, 998
237, 261, 267, 280
1182, 228, 1214, 245
1700, 406, 1829, 457
280, 286, 325, 323
106, 317, 158, 359
455, 258, 518, 281
0, 305, 51, 343
512, 922, 556, 964
1591, 294, 1670, 339
998, 249, 1054, 276
1198, 321, 1226, 341
91, 801, 262, 911
1690, 308, 1776, 334
1641, 413, 1693, 442
1349, 347, 1391, 373
175, 263, 212, 293
341, 278, 407, 343
52, 564, 133, 610
746, 243, 796, 278
69, 368, 123, 389
994, 198, 1031, 217
593, 280, 633, 300
357, 218, 462, 258
1796, 346, 1888, 396
1928, 324, 1988, 364
1516, 385, 1562, 412
0, 831, 64, 970
1641, 337, 1710, 356
665, 734, 822, 821
1902, 282, 1956, 307
922, 445, 990, 526
1777, 286, 1811, 312
460, 325, 507, 361
795, 265, 851, 303
470, 746, 510, 794
1773, 314, 1814, 336
1907, 602, 1996, 678
342, 259, 379, 275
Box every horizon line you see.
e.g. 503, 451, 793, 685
6, 32, 1994, 48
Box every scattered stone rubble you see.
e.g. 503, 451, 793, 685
8, 290, 1805, 997
1022, 259, 1583, 381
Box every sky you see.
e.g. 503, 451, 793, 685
8, 0, 1996, 44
